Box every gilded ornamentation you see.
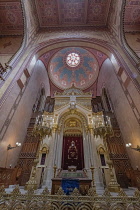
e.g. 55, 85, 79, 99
0, 186, 140, 209
118, 188, 128, 203
56, 187, 65, 195
87, 187, 97, 197
71, 188, 81, 196
107, 160, 120, 192
0, 185, 5, 199
134, 188, 140, 201
41, 187, 50, 195
0, 185, 5, 194
11, 185, 21, 198
25, 164, 38, 190
32, 126, 52, 138
26, 187, 34, 196
102, 188, 112, 204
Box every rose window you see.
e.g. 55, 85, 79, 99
66, 53, 80, 67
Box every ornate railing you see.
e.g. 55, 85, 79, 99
0, 186, 140, 209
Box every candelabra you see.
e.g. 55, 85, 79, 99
126, 143, 140, 152
93, 112, 113, 137
32, 114, 54, 138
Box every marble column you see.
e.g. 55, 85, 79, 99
56, 128, 63, 169
44, 127, 57, 190
83, 128, 91, 177
88, 127, 104, 188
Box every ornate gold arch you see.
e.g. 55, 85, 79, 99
58, 110, 88, 133
64, 117, 82, 136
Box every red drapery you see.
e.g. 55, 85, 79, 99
61, 136, 84, 170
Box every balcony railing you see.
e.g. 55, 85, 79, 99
0, 185, 140, 209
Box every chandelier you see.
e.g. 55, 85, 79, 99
31, 114, 54, 138
93, 112, 113, 137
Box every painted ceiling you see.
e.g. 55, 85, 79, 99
47, 47, 99, 90
124, 0, 140, 32
0, 0, 139, 35
0, 0, 24, 35
35, 0, 112, 28
40, 47, 107, 96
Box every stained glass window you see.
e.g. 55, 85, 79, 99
66, 53, 80, 67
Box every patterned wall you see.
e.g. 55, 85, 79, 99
0, 1, 24, 35
124, 0, 140, 32
35, 0, 112, 27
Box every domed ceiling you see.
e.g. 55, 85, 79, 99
48, 47, 99, 90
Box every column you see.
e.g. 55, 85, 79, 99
83, 128, 91, 176
88, 126, 104, 188
44, 126, 57, 190
56, 128, 63, 169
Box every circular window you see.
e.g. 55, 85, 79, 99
66, 53, 80, 67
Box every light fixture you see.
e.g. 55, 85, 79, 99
7, 142, 21, 150
126, 143, 140, 152
5, 142, 21, 168
93, 112, 113, 137
31, 114, 53, 138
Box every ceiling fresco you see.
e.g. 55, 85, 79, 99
124, 0, 140, 32
0, 1, 24, 35
35, 0, 112, 28
48, 47, 99, 90
39, 47, 107, 96
0, 0, 139, 36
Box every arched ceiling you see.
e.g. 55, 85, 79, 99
48, 47, 99, 90
39, 47, 107, 95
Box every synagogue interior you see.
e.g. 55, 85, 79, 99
0, 0, 140, 209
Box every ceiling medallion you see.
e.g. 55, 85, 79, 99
66, 53, 80, 68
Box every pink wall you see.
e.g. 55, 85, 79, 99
97, 58, 140, 170
0, 60, 50, 168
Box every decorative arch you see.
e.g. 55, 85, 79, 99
11, 201, 26, 210
1, 37, 139, 112
40, 143, 49, 154
26, 39, 139, 90
64, 117, 82, 136
58, 110, 88, 131
109, 203, 125, 210
97, 144, 106, 155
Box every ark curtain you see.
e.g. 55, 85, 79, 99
61, 136, 84, 170
62, 179, 79, 195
